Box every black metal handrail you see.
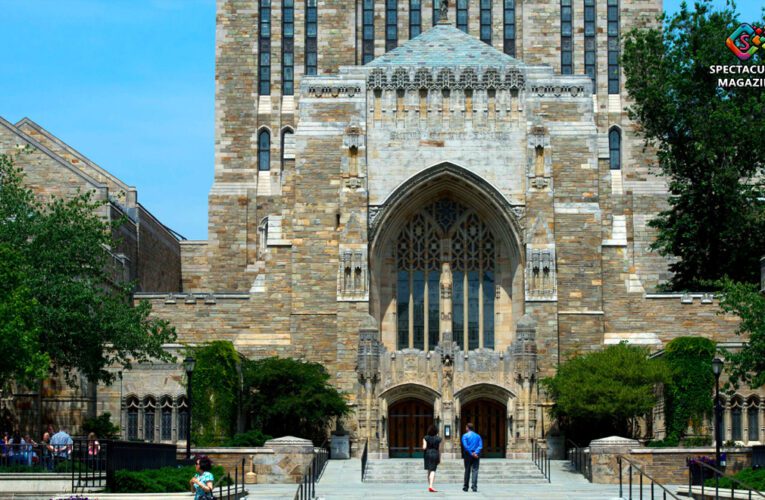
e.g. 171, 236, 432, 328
361, 438, 369, 482
617, 455, 681, 500
567, 439, 591, 481
214, 457, 247, 500
688, 459, 765, 500
295, 445, 330, 500
531, 439, 551, 483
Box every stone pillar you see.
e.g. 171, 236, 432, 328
589, 436, 640, 484
261, 436, 316, 484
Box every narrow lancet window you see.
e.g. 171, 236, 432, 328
305, 0, 318, 75
363, 0, 375, 64
282, 0, 294, 95
259, 0, 272, 95
503, 0, 516, 56
410, 0, 422, 38
386, 0, 398, 51
480, 0, 492, 44
561, 0, 573, 74
608, 0, 620, 93
258, 129, 271, 171
584, 0, 596, 86
609, 128, 621, 170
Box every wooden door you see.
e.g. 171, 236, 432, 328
388, 398, 434, 458
461, 399, 506, 458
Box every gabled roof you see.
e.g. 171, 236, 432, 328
367, 25, 520, 68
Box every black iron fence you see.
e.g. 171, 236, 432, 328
687, 459, 765, 500
0, 441, 61, 470
567, 439, 591, 481
294, 446, 330, 500
531, 438, 551, 483
617, 455, 681, 500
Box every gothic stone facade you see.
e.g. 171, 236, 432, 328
102, 1, 762, 454
0, 116, 182, 434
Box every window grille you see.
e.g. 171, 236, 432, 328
561, 0, 573, 74
305, 0, 318, 74
410, 0, 422, 38
259, 0, 272, 95
503, 0, 516, 56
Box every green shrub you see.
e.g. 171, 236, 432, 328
221, 429, 272, 447
682, 436, 712, 447
82, 412, 120, 439
704, 467, 765, 491
111, 464, 227, 493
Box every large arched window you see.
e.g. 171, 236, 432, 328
609, 127, 621, 170
258, 129, 271, 172
396, 199, 495, 351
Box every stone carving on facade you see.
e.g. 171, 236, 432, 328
357, 315, 381, 383
525, 246, 557, 301
529, 84, 585, 97
338, 244, 369, 301
527, 123, 551, 191
367, 67, 525, 92
307, 85, 362, 98
440, 0, 448, 21
512, 314, 538, 382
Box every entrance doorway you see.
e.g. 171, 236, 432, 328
461, 399, 507, 458
388, 398, 434, 458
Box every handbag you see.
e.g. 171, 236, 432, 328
201, 491, 215, 500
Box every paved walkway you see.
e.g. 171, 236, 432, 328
244, 460, 686, 499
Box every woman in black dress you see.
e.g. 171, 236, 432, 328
422, 424, 442, 492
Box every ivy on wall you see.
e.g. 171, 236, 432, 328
188, 341, 241, 446
662, 336, 716, 444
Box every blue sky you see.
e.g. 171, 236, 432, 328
1, 0, 762, 240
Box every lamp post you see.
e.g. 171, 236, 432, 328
183, 356, 196, 460
712, 357, 724, 468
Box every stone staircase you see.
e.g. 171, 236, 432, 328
363, 459, 549, 484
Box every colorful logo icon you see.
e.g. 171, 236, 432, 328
726, 23, 763, 61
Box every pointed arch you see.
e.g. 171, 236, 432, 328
609, 126, 622, 170
258, 128, 271, 172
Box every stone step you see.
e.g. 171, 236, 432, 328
363, 459, 549, 484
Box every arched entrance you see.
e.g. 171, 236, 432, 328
461, 399, 507, 458
388, 398, 434, 458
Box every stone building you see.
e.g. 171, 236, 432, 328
7, 0, 765, 454
0, 116, 183, 433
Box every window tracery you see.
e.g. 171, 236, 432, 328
396, 199, 496, 351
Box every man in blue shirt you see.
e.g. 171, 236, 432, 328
460, 423, 482, 492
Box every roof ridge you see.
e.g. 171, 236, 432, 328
367, 24, 520, 68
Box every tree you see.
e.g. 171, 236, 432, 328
0, 152, 176, 387
542, 343, 669, 442
622, 1, 765, 290
717, 278, 765, 389
662, 337, 716, 444
244, 357, 350, 443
